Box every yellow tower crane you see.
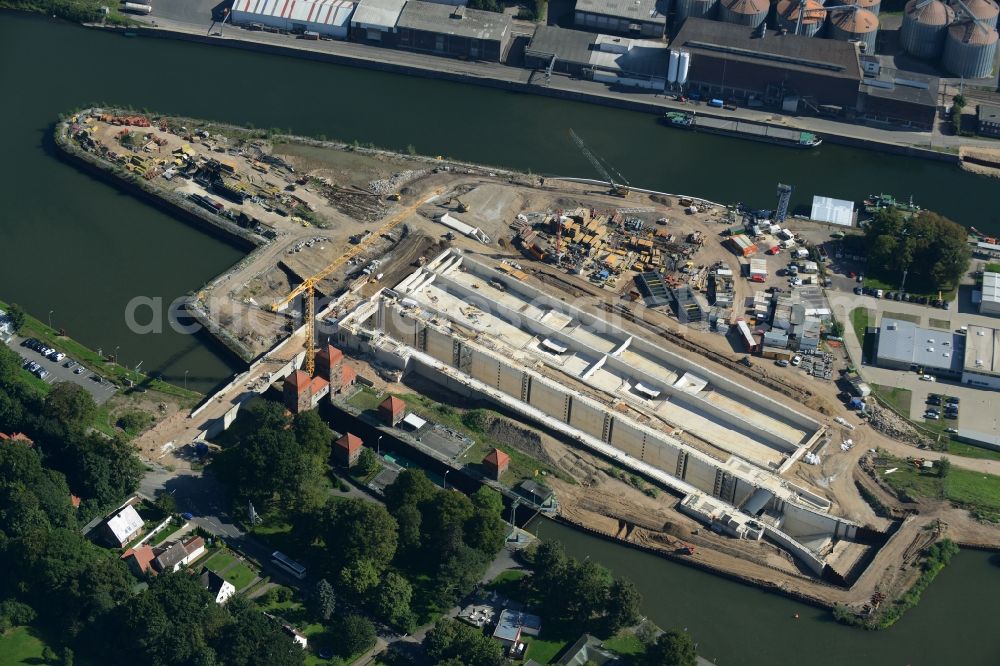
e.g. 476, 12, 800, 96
271, 190, 442, 375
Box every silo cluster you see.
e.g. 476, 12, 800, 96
718, 0, 769, 26
775, 0, 828, 36
950, 0, 998, 27
901, 0, 956, 59
675, 0, 718, 23
943, 19, 998, 76
826, 6, 880, 53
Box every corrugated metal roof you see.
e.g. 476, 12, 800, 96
232, 0, 355, 26
351, 0, 406, 28
397, 0, 511, 41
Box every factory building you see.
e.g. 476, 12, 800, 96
395, 1, 512, 61
857, 63, 939, 129
332, 249, 872, 577
874, 318, 964, 378
978, 103, 1000, 137
525, 26, 669, 90
670, 18, 864, 112
230, 0, 356, 39
573, 0, 667, 38
350, 0, 406, 43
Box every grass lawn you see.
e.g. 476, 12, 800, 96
148, 518, 182, 547
203, 550, 237, 572
219, 562, 257, 591
523, 635, 570, 664
346, 386, 385, 412
603, 630, 645, 657
850, 307, 870, 345
258, 591, 347, 666
0, 627, 47, 664
877, 456, 944, 501
16, 368, 51, 397
946, 440, 1000, 462
928, 318, 952, 330
945, 468, 1000, 521
883, 311, 920, 324
870, 384, 913, 416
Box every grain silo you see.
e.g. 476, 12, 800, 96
901, 0, 956, 60
943, 20, 999, 77
675, 0, 718, 23
827, 7, 879, 53
776, 0, 827, 36
840, 0, 882, 17
718, 0, 769, 26
949, 0, 999, 28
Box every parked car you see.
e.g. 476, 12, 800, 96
945, 428, 959, 433
920, 374, 936, 381
927, 396, 941, 405
181, 512, 194, 520
926, 412, 940, 420
853, 286, 862, 295
875, 289, 884, 298
776, 359, 790, 367
944, 412, 958, 420
791, 355, 803, 366
33, 368, 48, 379
947, 396, 960, 404
74, 366, 85, 375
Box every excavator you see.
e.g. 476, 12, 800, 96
445, 196, 471, 213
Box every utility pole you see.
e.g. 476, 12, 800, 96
184, 370, 189, 391
442, 469, 450, 490
48, 310, 54, 330
377, 435, 382, 456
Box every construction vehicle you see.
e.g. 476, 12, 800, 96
387, 192, 401, 201
271, 188, 442, 375
445, 196, 470, 213
569, 129, 630, 197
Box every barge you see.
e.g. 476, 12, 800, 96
661, 111, 822, 149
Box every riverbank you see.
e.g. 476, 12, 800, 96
90, 18, 985, 165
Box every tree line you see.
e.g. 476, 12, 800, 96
864, 207, 971, 293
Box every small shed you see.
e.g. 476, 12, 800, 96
483, 448, 510, 480
517, 480, 554, 507
378, 395, 407, 426
335, 433, 364, 467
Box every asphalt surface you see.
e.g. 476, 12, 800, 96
6, 334, 118, 404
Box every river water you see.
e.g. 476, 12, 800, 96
1, 13, 999, 657
534, 519, 1000, 666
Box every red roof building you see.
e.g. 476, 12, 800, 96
121, 544, 156, 576
378, 395, 407, 426
283, 370, 312, 414
316, 344, 350, 395
335, 433, 364, 467
483, 448, 510, 480
70, 495, 81, 508
0, 432, 33, 446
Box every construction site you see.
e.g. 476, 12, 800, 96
60, 109, 1000, 618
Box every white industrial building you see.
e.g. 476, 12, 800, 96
350, 0, 406, 41
810, 196, 855, 226
330, 249, 877, 577
230, 0, 356, 39
979, 271, 1000, 316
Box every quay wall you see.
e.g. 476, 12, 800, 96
95, 24, 962, 166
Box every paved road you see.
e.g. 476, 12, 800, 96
6, 334, 118, 404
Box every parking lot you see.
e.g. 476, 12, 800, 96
7, 336, 117, 405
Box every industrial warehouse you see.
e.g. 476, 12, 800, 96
330, 248, 876, 577
874, 317, 1000, 389
221, 0, 1000, 124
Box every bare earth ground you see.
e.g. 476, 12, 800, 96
959, 145, 1000, 178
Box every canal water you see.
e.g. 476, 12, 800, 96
1, 13, 999, 655
533, 519, 1000, 666
2, 12, 999, 392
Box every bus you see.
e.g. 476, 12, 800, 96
271, 551, 306, 580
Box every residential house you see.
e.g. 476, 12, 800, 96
492, 609, 542, 653
152, 536, 206, 573
103, 504, 145, 547
554, 633, 620, 665
0, 432, 33, 446
121, 544, 156, 576
199, 569, 237, 604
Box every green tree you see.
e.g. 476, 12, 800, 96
433, 544, 488, 608
6, 304, 26, 333
335, 614, 376, 658
63, 433, 143, 507
371, 571, 414, 630
464, 509, 507, 555
307, 578, 336, 622
322, 498, 398, 573
384, 469, 437, 513
425, 618, 505, 666
645, 629, 697, 666
213, 597, 306, 666
155, 491, 178, 516
395, 502, 423, 556
356, 447, 380, 476
607, 577, 642, 632
43, 383, 97, 432
338, 558, 380, 601
937, 457, 952, 479
422, 490, 474, 558
292, 410, 332, 461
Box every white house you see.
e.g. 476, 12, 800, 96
103, 504, 144, 547
199, 570, 237, 604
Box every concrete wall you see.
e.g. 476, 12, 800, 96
568, 397, 608, 438
527, 376, 571, 421
683, 455, 720, 494
424, 326, 455, 365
